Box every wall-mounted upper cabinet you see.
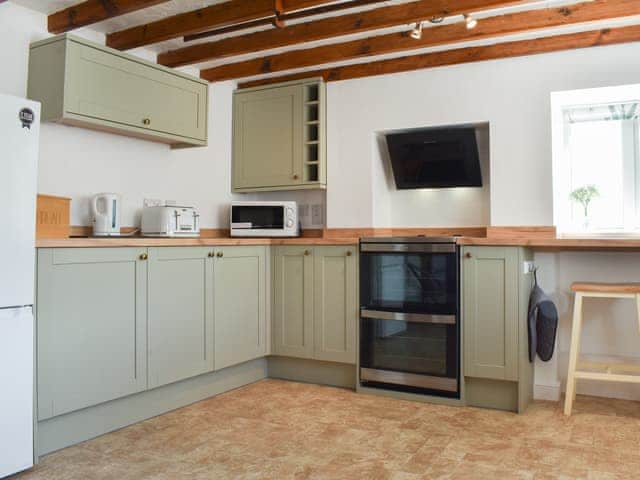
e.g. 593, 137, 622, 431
232, 78, 326, 192
28, 34, 208, 148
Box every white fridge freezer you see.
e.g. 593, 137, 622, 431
0, 93, 40, 478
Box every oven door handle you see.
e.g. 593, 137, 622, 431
360, 243, 456, 253
360, 309, 456, 325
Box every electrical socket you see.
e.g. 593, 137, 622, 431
299, 204, 309, 219
143, 198, 162, 207
311, 204, 323, 226
523, 261, 535, 275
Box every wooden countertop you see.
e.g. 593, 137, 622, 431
35, 226, 640, 250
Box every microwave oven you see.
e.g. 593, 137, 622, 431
230, 201, 299, 237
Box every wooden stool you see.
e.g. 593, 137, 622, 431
564, 282, 640, 416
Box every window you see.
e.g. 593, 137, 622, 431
551, 85, 640, 235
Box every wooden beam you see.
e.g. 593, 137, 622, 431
237, 24, 640, 88
183, 0, 388, 43
106, 0, 341, 50
48, 0, 169, 34
158, 0, 524, 68
201, 0, 640, 81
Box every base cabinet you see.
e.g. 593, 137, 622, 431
461, 246, 534, 413
36, 248, 148, 420
147, 247, 214, 389
272, 246, 357, 364
214, 246, 267, 370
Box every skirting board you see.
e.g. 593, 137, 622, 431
37, 358, 268, 456
534, 383, 561, 402
268, 356, 356, 389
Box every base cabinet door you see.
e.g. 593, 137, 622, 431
272, 246, 314, 358
214, 246, 267, 370
313, 247, 357, 364
37, 248, 148, 420
463, 246, 519, 381
147, 248, 214, 389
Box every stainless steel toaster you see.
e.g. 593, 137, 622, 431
141, 206, 200, 237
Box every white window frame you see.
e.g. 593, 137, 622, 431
551, 84, 640, 237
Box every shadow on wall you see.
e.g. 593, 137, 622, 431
375, 122, 491, 227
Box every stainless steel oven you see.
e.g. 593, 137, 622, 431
359, 237, 460, 398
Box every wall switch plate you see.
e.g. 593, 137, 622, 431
523, 261, 535, 275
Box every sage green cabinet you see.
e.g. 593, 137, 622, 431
147, 248, 214, 389
214, 246, 267, 370
28, 34, 208, 148
272, 246, 315, 358
462, 246, 534, 413
272, 246, 357, 364
313, 247, 357, 364
233, 78, 326, 192
36, 248, 148, 420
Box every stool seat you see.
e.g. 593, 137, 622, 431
570, 282, 640, 294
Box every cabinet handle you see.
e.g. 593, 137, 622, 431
216, 251, 224, 258
142, 118, 151, 126
139, 253, 148, 261
293, 174, 299, 180
304, 250, 311, 256
346, 251, 352, 256
465, 252, 472, 259
208, 251, 215, 258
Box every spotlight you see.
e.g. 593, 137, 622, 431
410, 21, 423, 40
464, 14, 478, 29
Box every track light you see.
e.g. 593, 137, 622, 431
464, 14, 478, 29
410, 21, 423, 40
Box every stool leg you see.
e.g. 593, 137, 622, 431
636, 294, 640, 334
564, 292, 583, 416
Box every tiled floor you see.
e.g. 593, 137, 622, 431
12, 379, 640, 479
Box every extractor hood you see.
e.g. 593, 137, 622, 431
385, 126, 483, 189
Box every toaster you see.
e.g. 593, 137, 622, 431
141, 206, 200, 238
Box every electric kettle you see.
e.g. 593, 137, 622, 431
91, 193, 121, 236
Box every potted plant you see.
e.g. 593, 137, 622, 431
570, 185, 599, 230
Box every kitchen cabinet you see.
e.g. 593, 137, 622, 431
273, 246, 315, 359
214, 246, 267, 370
36, 248, 148, 420
28, 34, 208, 148
232, 78, 326, 192
147, 247, 214, 389
272, 246, 357, 364
313, 247, 357, 364
461, 246, 534, 413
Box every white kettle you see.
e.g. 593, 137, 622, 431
91, 193, 121, 236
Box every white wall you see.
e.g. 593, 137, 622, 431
1, 2, 324, 229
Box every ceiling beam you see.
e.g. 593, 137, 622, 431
201, 0, 640, 81
158, 0, 524, 68
183, 0, 388, 43
237, 24, 640, 88
106, 0, 342, 50
48, 0, 169, 34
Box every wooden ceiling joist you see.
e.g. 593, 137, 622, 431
48, 0, 169, 34
106, 0, 343, 50
201, 0, 640, 82
238, 23, 640, 89
157, 0, 524, 68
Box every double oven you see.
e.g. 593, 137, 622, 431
359, 237, 460, 398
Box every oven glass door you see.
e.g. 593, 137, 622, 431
359, 315, 459, 395
360, 246, 458, 315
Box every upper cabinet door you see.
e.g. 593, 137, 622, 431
272, 246, 315, 359
313, 247, 357, 364
36, 248, 148, 420
462, 246, 519, 381
28, 34, 208, 147
233, 85, 303, 190
147, 247, 214, 389
213, 246, 267, 370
